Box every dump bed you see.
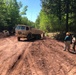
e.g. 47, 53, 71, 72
31, 28, 43, 34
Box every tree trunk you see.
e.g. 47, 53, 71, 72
66, 0, 69, 32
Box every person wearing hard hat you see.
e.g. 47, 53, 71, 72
64, 32, 71, 51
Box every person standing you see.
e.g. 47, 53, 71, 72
64, 32, 71, 51
72, 35, 76, 51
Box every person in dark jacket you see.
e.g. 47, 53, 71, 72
64, 32, 71, 51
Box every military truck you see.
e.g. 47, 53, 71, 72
15, 25, 44, 41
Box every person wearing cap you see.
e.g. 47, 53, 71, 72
64, 32, 71, 51
72, 35, 76, 51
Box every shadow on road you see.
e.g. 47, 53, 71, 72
18, 38, 45, 42
68, 50, 76, 54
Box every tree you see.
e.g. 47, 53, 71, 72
35, 16, 40, 28
0, 0, 7, 31
20, 6, 28, 15
39, 10, 53, 32
0, 0, 34, 32
4, 0, 21, 31
40, 0, 76, 32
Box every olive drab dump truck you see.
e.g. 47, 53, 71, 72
15, 25, 45, 41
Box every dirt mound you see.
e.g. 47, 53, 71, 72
0, 36, 76, 75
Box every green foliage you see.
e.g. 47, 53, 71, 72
20, 17, 28, 25
38, 0, 76, 32
0, 0, 7, 31
19, 16, 35, 27
18, 1, 22, 9
20, 6, 28, 15
35, 16, 40, 29
39, 11, 52, 32
0, 0, 21, 31
0, 0, 30, 32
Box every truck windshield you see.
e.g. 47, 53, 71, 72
16, 26, 26, 30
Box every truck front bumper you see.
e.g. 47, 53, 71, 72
15, 34, 27, 38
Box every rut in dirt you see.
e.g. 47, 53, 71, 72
0, 36, 76, 75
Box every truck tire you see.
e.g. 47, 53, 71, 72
17, 37, 20, 41
27, 33, 32, 40
36, 34, 41, 40
38, 34, 41, 39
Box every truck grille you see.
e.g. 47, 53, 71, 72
18, 31, 22, 34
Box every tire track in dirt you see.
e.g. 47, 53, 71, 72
0, 37, 76, 75
29, 41, 56, 75
7, 42, 33, 75
40, 41, 66, 75
0, 36, 32, 75
27, 38, 76, 75
0, 36, 19, 63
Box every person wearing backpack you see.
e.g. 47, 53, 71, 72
72, 35, 76, 51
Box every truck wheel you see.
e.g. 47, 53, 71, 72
36, 34, 41, 39
38, 34, 41, 39
27, 33, 32, 40
17, 37, 20, 41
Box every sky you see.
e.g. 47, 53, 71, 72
17, 0, 42, 22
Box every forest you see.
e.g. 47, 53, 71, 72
0, 0, 76, 33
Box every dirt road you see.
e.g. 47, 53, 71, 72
0, 36, 76, 75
